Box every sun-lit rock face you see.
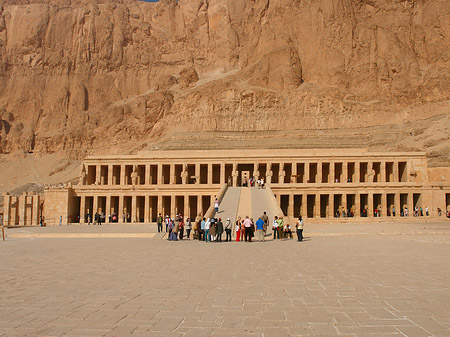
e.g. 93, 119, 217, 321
0, 0, 449, 163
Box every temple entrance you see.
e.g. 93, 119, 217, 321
241, 171, 250, 186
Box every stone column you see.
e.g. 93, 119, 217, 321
120, 164, 126, 185
343, 193, 347, 215
157, 164, 163, 185
394, 193, 401, 216
145, 164, 151, 185
195, 164, 200, 185
292, 162, 297, 183
381, 193, 387, 217
107, 165, 113, 185
20, 194, 27, 226
393, 162, 399, 183
288, 193, 294, 218
131, 195, 137, 223
407, 193, 412, 215
118, 195, 124, 223
157, 195, 163, 217
184, 196, 190, 221
266, 163, 272, 184
144, 196, 150, 223
80, 196, 86, 224
380, 162, 386, 183
93, 196, 98, 219
343, 162, 348, 183
220, 163, 226, 185
96, 164, 101, 184
305, 162, 310, 183
207, 164, 213, 185
302, 193, 307, 217
171, 195, 176, 218
232, 163, 238, 186
106, 195, 111, 221
330, 162, 335, 183
355, 193, 360, 217
355, 162, 360, 183
197, 195, 203, 217
314, 193, 320, 218
170, 164, 175, 184
368, 193, 374, 217
328, 194, 334, 218
279, 163, 285, 185
317, 162, 323, 183
368, 162, 374, 183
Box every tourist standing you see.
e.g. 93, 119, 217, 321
277, 216, 284, 239
255, 217, 265, 242
210, 218, 217, 242
225, 218, 232, 241
273, 216, 279, 239
201, 217, 206, 241
235, 217, 241, 242
296, 216, 304, 242
179, 218, 185, 240
425, 206, 429, 216
172, 220, 179, 241
185, 218, 192, 239
214, 198, 219, 214
216, 218, 224, 242
204, 218, 211, 242
243, 216, 252, 242
157, 213, 163, 232
165, 215, 170, 232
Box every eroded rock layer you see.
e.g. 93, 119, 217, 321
0, 0, 449, 168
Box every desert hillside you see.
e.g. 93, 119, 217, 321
0, 0, 449, 192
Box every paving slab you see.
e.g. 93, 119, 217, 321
1, 222, 450, 336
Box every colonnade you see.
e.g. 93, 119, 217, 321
1, 194, 42, 226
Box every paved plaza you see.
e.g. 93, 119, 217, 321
1, 222, 450, 337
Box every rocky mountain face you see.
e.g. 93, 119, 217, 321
0, 0, 449, 165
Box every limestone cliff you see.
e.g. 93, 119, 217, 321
0, 0, 449, 168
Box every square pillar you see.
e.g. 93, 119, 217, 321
96, 164, 101, 184
106, 195, 111, 220
368, 162, 374, 183
393, 162, 399, 183
220, 163, 225, 185
380, 162, 386, 183
197, 195, 203, 217
120, 164, 126, 185
368, 193, 374, 217
144, 195, 150, 223
171, 195, 176, 218
157, 164, 163, 185
107, 165, 113, 185
315, 193, 320, 219
80, 196, 86, 224
292, 162, 298, 183
395, 193, 401, 215
381, 193, 387, 216
184, 195, 190, 220
131, 195, 137, 223
330, 162, 335, 184
342, 193, 347, 214
355, 193, 361, 217
343, 162, 348, 183
407, 193, 413, 215
328, 194, 334, 218
195, 164, 200, 185
301, 193, 307, 217
317, 162, 323, 184
207, 164, 213, 185
118, 195, 124, 223
305, 162, 310, 183
170, 164, 175, 184
157, 195, 163, 217
145, 164, 151, 185
355, 161, 360, 183
288, 193, 294, 217
19, 195, 26, 226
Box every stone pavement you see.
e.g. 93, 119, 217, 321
1, 222, 450, 337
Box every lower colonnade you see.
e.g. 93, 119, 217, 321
1, 149, 449, 226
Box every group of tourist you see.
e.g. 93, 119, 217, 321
159, 212, 305, 242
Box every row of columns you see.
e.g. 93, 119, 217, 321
278, 191, 421, 219
79, 194, 214, 224
86, 161, 406, 186
1, 194, 42, 226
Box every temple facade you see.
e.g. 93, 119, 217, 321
2, 149, 449, 226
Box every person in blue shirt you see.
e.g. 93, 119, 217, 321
255, 217, 265, 242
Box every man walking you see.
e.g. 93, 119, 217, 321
262, 211, 269, 235
157, 213, 163, 232
255, 217, 265, 242
296, 216, 304, 242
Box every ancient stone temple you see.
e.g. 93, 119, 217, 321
27, 149, 449, 226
